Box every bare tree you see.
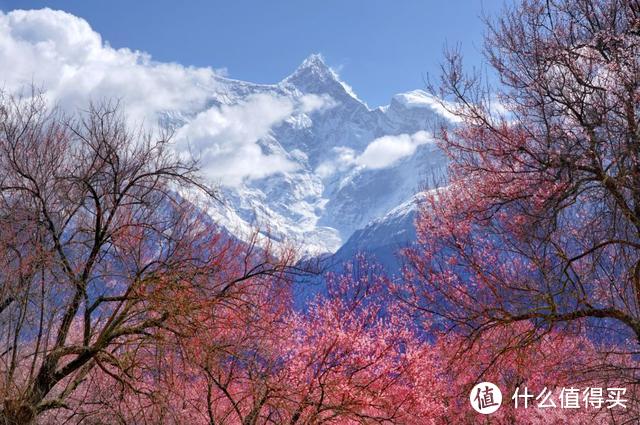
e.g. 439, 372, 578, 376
0, 92, 293, 424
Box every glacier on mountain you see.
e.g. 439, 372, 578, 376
174, 54, 451, 256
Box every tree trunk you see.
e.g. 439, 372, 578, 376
2, 399, 36, 425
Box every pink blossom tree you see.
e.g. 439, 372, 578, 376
61, 257, 446, 425
400, 0, 640, 419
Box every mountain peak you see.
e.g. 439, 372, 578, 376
285, 54, 337, 85
297, 53, 331, 72
283, 54, 362, 104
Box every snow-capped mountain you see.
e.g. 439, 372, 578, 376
178, 54, 450, 257
330, 192, 428, 272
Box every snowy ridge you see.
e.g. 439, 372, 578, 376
329, 191, 430, 272
175, 54, 451, 256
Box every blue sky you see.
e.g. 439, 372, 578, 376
3, 0, 504, 107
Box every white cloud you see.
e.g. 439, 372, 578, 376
355, 131, 432, 169
175, 93, 331, 187
299, 93, 336, 113
0, 8, 218, 123
0, 8, 334, 186
315, 146, 356, 178
315, 131, 433, 177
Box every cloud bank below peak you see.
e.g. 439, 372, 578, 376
316, 131, 434, 177
0, 8, 337, 187
356, 131, 433, 169
175, 93, 334, 187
